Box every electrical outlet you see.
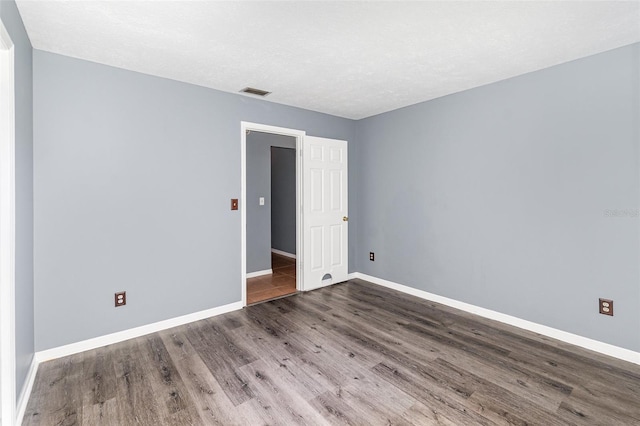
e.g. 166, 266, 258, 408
369, 252, 375, 261
115, 291, 126, 307
599, 298, 613, 316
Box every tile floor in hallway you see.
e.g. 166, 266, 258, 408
247, 252, 297, 304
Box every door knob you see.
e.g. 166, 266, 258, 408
343, 216, 349, 221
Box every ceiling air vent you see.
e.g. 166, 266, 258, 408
240, 87, 271, 97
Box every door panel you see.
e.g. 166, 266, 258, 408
303, 136, 348, 291
330, 225, 343, 266
310, 226, 324, 270
310, 168, 323, 212
329, 170, 342, 211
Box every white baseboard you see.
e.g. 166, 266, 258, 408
22, 301, 242, 422
35, 301, 243, 364
19, 270, 639, 425
353, 273, 640, 366
246, 269, 272, 279
15, 356, 38, 425
271, 249, 296, 259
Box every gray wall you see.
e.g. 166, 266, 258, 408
246, 132, 295, 273
271, 147, 296, 255
1, 0, 34, 400
355, 43, 640, 352
33, 50, 356, 351
31, 37, 638, 353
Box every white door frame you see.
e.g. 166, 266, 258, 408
0, 19, 16, 426
240, 122, 306, 306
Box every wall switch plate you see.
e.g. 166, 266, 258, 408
599, 298, 613, 316
115, 291, 126, 307
231, 198, 238, 210
369, 252, 375, 261
259, 197, 265, 206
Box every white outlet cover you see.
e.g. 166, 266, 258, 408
259, 197, 265, 206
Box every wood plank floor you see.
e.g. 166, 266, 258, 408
247, 253, 297, 305
23, 279, 640, 425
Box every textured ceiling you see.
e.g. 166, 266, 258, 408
16, 1, 640, 119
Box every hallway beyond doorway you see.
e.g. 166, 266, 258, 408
247, 253, 296, 304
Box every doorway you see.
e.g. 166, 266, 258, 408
241, 122, 305, 306
245, 132, 297, 304
240, 122, 350, 307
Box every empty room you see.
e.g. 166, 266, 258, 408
1, 1, 639, 425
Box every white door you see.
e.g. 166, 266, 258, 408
303, 136, 348, 291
